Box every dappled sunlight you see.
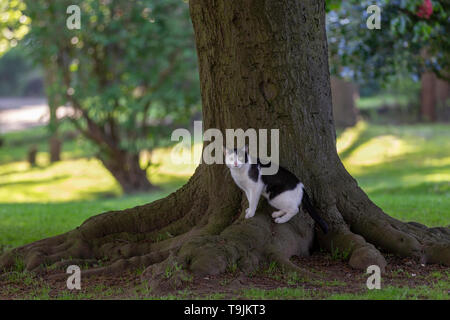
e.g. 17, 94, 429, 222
0, 143, 200, 203
336, 124, 450, 227
342, 135, 416, 167
0, 158, 120, 203
336, 121, 367, 154
422, 157, 450, 167
149, 142, 201, 177
409, 173, 450, 184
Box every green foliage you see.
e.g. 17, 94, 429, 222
20, 0, 200, 166
0, 46, 43, 96
330, 243, 351, 261
0, 0, 30, 56
226, 262, 238, 275
327, 0, 449, 83
164, 261, 182, 279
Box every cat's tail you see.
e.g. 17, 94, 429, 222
301, 185, 329, 234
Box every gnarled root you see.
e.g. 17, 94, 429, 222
1, 164, 448, 287
317, 205, 387, 272
0, 166, 317, 289
141, 203, 316, 292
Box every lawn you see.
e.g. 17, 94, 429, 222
1, 122, 448, 250
0, 122, 449, 300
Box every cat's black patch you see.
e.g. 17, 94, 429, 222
239, 149, 299, 199
248, 164, 259, 182
261, 164, 299, 199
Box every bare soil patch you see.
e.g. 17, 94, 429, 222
0, 252, 448, 300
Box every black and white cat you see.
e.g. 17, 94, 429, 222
224, 146, 328, 233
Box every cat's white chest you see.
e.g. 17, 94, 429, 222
230, 168, 252, 191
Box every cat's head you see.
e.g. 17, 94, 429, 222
224, 145, 249, 169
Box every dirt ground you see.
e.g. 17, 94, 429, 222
1, 252, 448, 300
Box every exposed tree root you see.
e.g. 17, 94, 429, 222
336, 182, 450, 266
316, 205, 387, 272
0, 164, 448, 291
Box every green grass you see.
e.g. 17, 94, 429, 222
0, 123, 93, 164
356, 93, 415, 110
337, 122, 450, 227
328, 281, 449, 300
241, 287, 313, 299
0, 122, 449, 251
238, 280, 449, 300
0, 192, 175, 250
0, 126, 199, 249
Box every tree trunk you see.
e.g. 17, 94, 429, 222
420, 71, 437, 121
49, 136, 61, 163
1, 0, 448, 288
420, 71, 450, 122
435, 77, 450, 121
27, 145, 38, 167
330, 76, 358, 128
100, 151, 156, 194
44, 63, 62, 163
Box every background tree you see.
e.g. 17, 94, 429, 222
327, 0, 450, 121
21, 0, 200, 192
330, 76, 358, 128
1, 0, 448, 287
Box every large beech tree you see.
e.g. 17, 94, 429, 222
1, 0, 449, 286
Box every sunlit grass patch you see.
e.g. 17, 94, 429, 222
0, 158, 120, 202
344, 135, 415, 167
0, 142, 198, 203
337, 123, 450, 227
336, 121, 367, 155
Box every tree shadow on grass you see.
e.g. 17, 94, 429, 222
336, 124, 378, 161
353, 158, 450, 181
368, 181, 450, 197
0, 175, 71, 188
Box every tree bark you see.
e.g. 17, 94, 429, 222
435, 76, 450, 121
1, 0, 448, 287
100, 151, 156, 194
49, 136, 61, 163
421, 71, 437, 121
330, 76, 358, 128
27, 145, 38, 167
44, 63, 62, 163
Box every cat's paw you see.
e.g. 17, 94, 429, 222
275, 216, 289, 224
272, 210, 284, 218
245, 208, 254, 219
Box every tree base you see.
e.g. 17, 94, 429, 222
0, 166, 449, 285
